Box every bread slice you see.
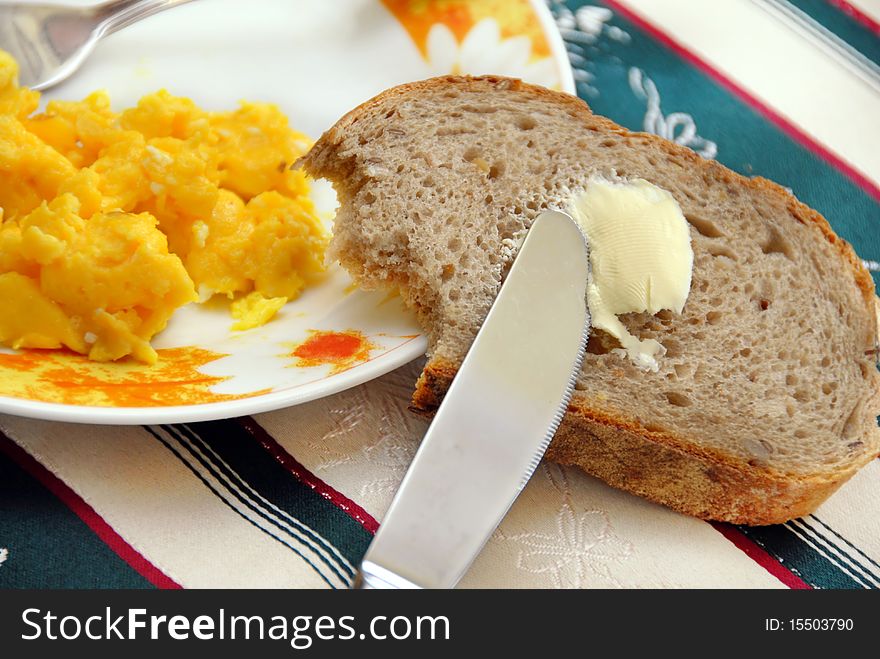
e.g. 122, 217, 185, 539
299, 75, 880, 525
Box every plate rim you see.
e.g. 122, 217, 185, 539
530, 0, 577, 95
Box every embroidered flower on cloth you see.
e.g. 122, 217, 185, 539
504, 504, 631, 588
497, 465, 633, 588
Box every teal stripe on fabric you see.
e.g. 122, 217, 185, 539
0, 449, 153, 589
144, 426, 339, 588
553, 1, 880, 286
736, 524, 865, 589
160, 423, 351, 584
179, 420, 373, 567
786, 0, 880, 66
798, 517, 880, 585
812, 515, 880, 576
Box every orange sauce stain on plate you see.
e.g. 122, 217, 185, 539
290, 330, 378, 375
0, 347, 267, 407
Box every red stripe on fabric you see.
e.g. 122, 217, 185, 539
0, 431, 182, 590
603, 0, 880, 203
237, 417, 380, 534
827, 0, 880, 36
711, 522, 812, 589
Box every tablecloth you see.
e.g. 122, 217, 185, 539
1, 0, 879, 589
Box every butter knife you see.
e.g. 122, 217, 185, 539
355, 210, 591, 589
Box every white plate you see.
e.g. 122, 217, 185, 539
0, 0, 574, 424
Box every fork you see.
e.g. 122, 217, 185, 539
0, 0, 195, 90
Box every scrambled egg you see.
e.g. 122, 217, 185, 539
0, 52, 327, 363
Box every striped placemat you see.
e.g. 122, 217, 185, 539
2, 0, 878, 589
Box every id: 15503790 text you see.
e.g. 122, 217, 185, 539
764, 618, 853, 631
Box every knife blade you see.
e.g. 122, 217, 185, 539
355, 210, 591, 589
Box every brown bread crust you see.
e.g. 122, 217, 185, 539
415, 357, 872, 525
546, 405, 856, 525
